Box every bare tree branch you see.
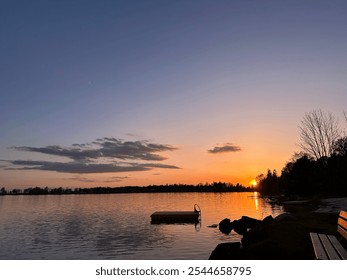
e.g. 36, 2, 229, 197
298, 109, 341, 160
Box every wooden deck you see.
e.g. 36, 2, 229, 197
151, 211, 200, 223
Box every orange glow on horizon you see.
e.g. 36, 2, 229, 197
249, 179, 257, 187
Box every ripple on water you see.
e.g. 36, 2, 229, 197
0, 193, 283, 259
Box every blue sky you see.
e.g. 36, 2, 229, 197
1, 0, 347, 188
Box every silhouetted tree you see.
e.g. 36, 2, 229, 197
298, 109, 341, 160
2, 183, 253, 195
332, 136, 347, 156
10, 189, 22, 195
257, 169, 280, 194
255, 111, 347, 196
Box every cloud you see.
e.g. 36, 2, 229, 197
208, 143, 242, 154
126, 133, 142, 139
2, 137, 180, 175
68, 177, 97, 183
104, 176, 130, 183
67, 175, 131, 183
5, 160, 180, 174
12, 137, 177, 161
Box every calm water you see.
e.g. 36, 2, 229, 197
0, 192, 283, 259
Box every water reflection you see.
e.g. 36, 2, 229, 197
253, 192, 259, 211
0, 192, 283, 259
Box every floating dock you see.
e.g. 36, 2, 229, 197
151, 204, 201, 223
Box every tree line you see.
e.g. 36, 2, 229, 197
0, 182, 252, 196
257, 109, 347, 196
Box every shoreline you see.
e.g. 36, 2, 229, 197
209, 196, 347, 260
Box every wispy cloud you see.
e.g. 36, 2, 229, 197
13, 137, 177, 161
66, 175, 130, 183
5, 160, 179, 174
208, 143, 242, 154
104, 176, 130, 183
3, 137, 180, 174
68, 177, 97, 183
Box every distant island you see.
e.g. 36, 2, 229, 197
0, 182, 253, 195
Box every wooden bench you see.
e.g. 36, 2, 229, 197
310, 210, 347, 260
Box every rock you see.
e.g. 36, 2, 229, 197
209, 242, 242, 260
233, 219, 248, 235
207, 224, 218, 228
262, 215, 275, 224
211, 211, 324, 259
218, 218, 234, 234
241, 225, 267, 247
241, 216, 275, 246
242, 240, 283, 259
233, 216, 262, 235
275, 213, 297, 222
241, 216, 262, 228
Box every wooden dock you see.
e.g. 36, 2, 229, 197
151, 204, 201, 223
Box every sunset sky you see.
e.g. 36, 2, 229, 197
1, 0, 347, 188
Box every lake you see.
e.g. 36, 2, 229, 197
0, 192, 283, 259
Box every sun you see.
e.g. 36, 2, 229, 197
249, 179, 257, 187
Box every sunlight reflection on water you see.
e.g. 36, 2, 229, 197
0, 192, 283, 259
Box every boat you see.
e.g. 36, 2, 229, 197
150, 204, 201, 224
